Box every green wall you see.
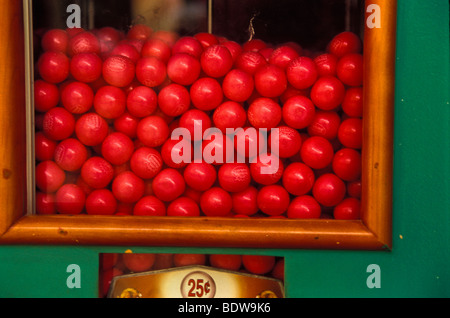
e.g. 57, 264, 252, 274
0, 0, 449, 298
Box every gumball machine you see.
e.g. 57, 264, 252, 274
2, 0, 448, 300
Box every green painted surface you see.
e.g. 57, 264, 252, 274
0, 0, 449, 298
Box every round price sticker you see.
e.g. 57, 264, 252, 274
180, 271, 216, 298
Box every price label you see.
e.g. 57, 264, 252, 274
180, 271, 216, 298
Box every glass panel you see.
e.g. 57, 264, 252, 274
31, 0, 363, 221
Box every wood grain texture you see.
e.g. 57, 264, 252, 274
0, 215, 386, 250
362, 0, 397, 249
0, 0, 27, 235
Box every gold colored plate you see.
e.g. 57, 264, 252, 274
108, 265, 284, 298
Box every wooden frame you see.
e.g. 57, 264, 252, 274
0, 0, 396, 250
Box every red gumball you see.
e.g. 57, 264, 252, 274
173, 253, 206, 267
135, 56, 167, 87
342, 87, 363, 118
41, 28, 69, 53
247, 97, 282, 129
166, 53, 201, 85
194, 32, 218, 48
307, 110, 341, 140
66, 27, 85, 38
122, 252, 156, 273
101, 132, 134, 166
347, 179, 362, 198
96, 26, 122, 47
55, 184, 85, 215
34, 80, 59, 112
70, 52, 103, 83
338, 118, 363, 149
269, 45, 300, 69
336, 53, 363, 87
332, 148, 362, 182
172, 36, 203, 59
141, 37, 172, 63
42, 107, 75, 141
231, 186, 259, 216
37, 51, 70, 84
127, 24, 153, 41
286, 56, 318, 90
102, 55, 135, 88
126, 86, 158, 118
272, 258, 285, 281
152, 168, 186, 202
36, 191, 56, 214
222, 69, 254, 102
221, 40, 242, 61
259, 47, 274, 62
183, 162, 217, 192
270, 126, 302, 158
287, 195, 321, 219
250, 153, 284, 185
334, 197, 361, 220
133, 195, 166, 216
178, 109, 212, 141
35, 160, 66, 193
212, 101, 247, 133
75, 112, 109, 146
35, 131, 57, 162
158, 83, 191, 117
85, 189, 117, 215
61, 81, 94, 114
243, 38, 267, 52
242, 255, 275, 275
167, 197, 200, 217
312, 173, 346, 207
310, 76, 345, 111
137, 115, 170, 148
300, 136, 334, 170
94, 85, 126, 119
54, 138, 88, 172
280, 85, 309, 104
200, 187, 233, 217
68, 31, 100, 56
327, 31, 362, 58
200, 44, 233, 78
254, 64, 287, 98
190, 77, 223, 111
314, 53, 338, 77
282, 95, 316, 130
218, 163, 251, 193
161, 137, 192, 169
282, 162, 315, 196
130, 147, 164, 181
209, 254, 242, 271
257, 185, 290, 216
234, 51, 267, 75
81, 157, 114, 189
113, 112, 139, 139
112, 171, 145, 203
109, 43, 140, 63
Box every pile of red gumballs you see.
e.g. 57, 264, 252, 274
34, 24, 363, 220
